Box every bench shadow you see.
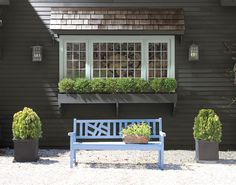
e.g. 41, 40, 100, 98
81, 162, 184, 170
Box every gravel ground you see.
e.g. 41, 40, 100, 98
0, 149, 235, 185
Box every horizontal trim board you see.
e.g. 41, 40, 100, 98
29, 2, 218, 7
221, 0, 236, 6
53, 30, 184, 35
0, 0, 10, 5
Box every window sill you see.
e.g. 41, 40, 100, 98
58, 93, 177, 116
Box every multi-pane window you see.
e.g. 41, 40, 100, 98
93, 42, 141, 78
148, 43, 168, 79
66, 43, 86, 78
60, 36, 175, 80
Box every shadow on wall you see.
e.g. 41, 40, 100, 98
61, 103, 174, 119
0, 0, 60, 147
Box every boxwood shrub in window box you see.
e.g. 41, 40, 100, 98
58, 78, 178, 110
193, 109, 222, 162
58, 78, 177, 94
12, 107, 42, 162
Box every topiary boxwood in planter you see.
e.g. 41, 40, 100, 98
12, 107, 42, 162
193, 109, 222, 162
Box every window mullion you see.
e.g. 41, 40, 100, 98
59, 37, 64, 80
142, 40, 148, 80
86, 40, 92, 79
63, 40, 67, 79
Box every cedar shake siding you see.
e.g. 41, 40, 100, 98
50, 8, 185, 34
0, 0, 236, 149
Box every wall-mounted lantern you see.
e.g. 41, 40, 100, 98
32, 46, 43, 62
189, 41, 199, 61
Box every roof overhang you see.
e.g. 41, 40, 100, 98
50, 8, 185, 35
0, 0, 10, 5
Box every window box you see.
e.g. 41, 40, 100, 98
221, 0, 236, 6
58, 93, 177, 116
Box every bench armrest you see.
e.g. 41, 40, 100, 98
68, 132, 76, 137
160, 131, 166, 137
68, 132, 76, 145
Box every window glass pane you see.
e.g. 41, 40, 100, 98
66, 42, 86, 78
74, 44, 80, 51
93, 42, 142, 78
67, 43, 72, 51
80, 43, 86, 51
121, 43, 127, 51
67, 52, 72, 60
149, 42, 168, 79
135, 61, 141, 69
93, 43, 99, 51
135, 43, 141, 51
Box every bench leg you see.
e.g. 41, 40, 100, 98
158, 149, 164, 170
74, 149, 77, 165
70, 149, 74, 168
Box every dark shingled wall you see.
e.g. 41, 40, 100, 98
0, 0, 235, 149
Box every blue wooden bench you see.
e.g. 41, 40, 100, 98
68, 118, 166, 169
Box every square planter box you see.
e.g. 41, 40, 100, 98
13, 139, 39, 162
195, 139, 219, 162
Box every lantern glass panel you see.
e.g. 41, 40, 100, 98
189, 43, 199, 61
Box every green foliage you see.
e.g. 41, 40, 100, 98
90, 78, 106, 93
150, 78, 177, 93
162, 78, 177, 92
150, 78, 164, 92
74, 78, 91, 93
58, 78, 75, 93
193, 109, 222, 142
121, 123, 151, 138
58, 78, 177, 93
103, 78, 117, 93
12, 107, 42, 140
116, 78, 135, 93
133, 79, 150, 93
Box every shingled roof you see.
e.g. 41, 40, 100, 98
50, 8, 185, 34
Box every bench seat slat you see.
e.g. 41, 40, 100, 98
76, 135, 160, 139
74, 142, 162, 151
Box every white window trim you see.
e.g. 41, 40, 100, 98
59, 35, 175, 80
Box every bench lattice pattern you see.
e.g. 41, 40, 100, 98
74, 119, 161, 139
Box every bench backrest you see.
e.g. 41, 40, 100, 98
73, 118, 162, 139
